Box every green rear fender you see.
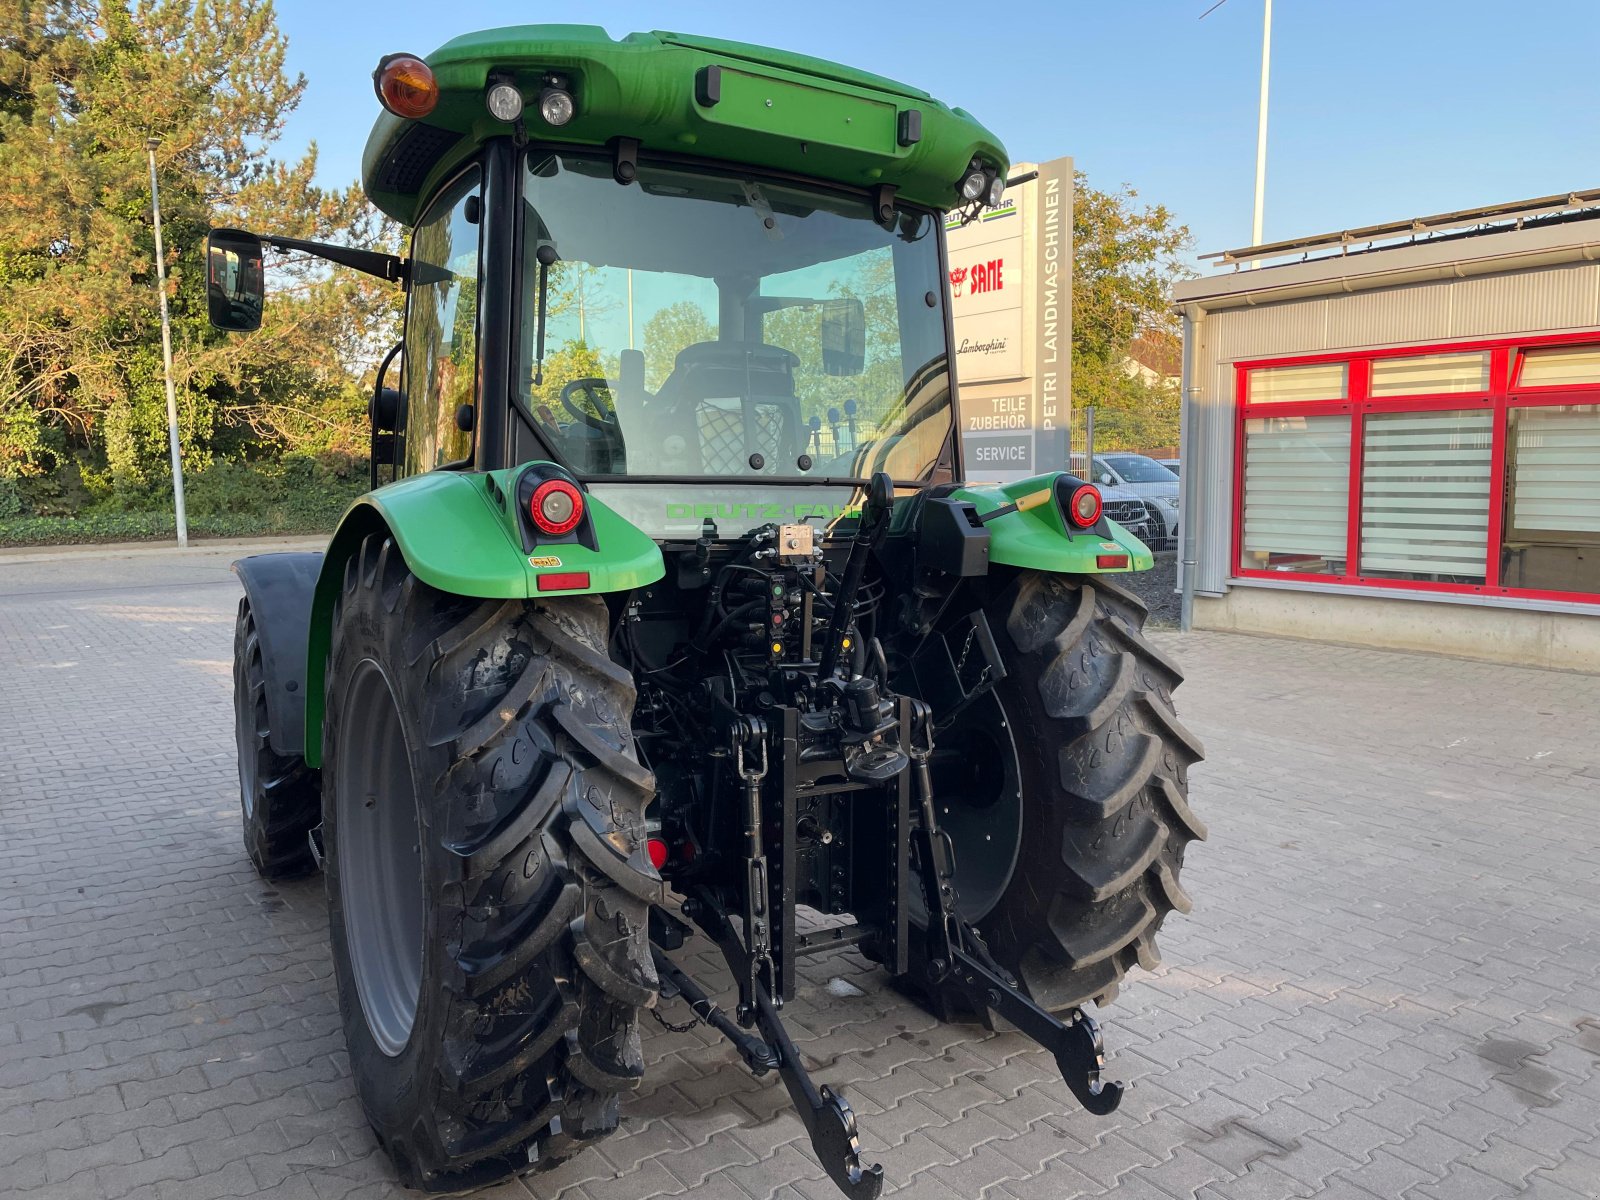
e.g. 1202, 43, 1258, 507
953, 473, 1155, 575
303, 466, 662, 766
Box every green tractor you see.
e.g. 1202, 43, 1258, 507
215, 25, 1204, 1197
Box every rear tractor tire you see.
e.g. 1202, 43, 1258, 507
321, 534, 660, 1191
940, 571, 1207, 1012
233, 595, 321, 879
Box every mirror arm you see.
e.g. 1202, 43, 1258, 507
261, 235, 409, 286
532, 244, 557, 387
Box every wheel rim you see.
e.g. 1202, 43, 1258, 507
235, 652, 261, 818
335, 658, 425, 1057
926, 690, 1023, 922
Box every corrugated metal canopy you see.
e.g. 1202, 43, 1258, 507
1201, 187, 1600, 268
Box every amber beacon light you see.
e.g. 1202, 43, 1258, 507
374, 54, 439, 119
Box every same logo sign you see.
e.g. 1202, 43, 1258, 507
948, 257, 1005, 299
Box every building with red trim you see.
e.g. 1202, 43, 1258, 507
1173, 192, 1600, 670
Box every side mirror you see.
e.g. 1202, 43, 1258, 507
820, 297, 866, 377
370, 387, 407, 472
371, 386, 407, 434
370, 343, 406, 488
1099, 472, 1113, 486
205, 228, 265, 332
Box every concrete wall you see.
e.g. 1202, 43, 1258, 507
1194, 584, 1600, 674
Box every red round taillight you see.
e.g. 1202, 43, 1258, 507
1068, 484, 1102, 528
646, 838, 669, 870
529, 479, 583, 536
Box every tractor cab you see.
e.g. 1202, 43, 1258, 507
371, 29, 1005, 542
214, 27, 1009, 534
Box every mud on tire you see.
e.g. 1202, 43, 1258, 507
977, 570, 1207, 1012
234, 596, 321, 879
322, 534, 660, 1191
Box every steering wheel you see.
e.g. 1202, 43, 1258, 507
560, 378, 620, 433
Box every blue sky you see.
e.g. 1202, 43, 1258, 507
272, 0, 1600, 268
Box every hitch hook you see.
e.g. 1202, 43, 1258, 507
754, 987, 884, 1199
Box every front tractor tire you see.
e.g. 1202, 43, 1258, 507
233, 596, 320, 879
963, 571, 1207, 1012
321, 534, 660, 1192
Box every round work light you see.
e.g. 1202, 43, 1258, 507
538, 87, 576, 127
485, 80, 525, 122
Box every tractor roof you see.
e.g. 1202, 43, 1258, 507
361, 25, 1008, 226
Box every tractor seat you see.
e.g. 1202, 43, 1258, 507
648, 342, 803, 475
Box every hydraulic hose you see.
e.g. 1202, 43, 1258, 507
816, 473, 894, 682
696, 600, 763, 654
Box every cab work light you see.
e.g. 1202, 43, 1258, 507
374, 54, 438, 119
538, 86, 576, 126
529, 478, 584, 536
485, 79, 524, 122
1067, 485, 1102, 529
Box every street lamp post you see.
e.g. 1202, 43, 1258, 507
1201, 0, 1273, 249
146, 136, 189, 549
1251, 0, 1272, 248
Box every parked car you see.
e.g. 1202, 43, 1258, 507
1096, 482, 1169, 552
1156, 458, 1180, 477
1072, 452, 1179, 550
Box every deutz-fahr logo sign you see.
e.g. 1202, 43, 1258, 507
948, 257, 1005, 299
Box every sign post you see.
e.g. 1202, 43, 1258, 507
947, 156, 1073, 481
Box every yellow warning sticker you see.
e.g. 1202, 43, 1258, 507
528, 555, 563, 568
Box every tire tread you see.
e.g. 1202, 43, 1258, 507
979, 571, 1204, 1011
325, 536, 658, 1191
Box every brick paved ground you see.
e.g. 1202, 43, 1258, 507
2, 545, 1597, 1200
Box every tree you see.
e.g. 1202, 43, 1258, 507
762, 249, 905, 451
0, 0, 397, 508
641, 300, 715, 391
546, 261, 617, 344
527, 339, 609, 422
1071, 173, 1192, 449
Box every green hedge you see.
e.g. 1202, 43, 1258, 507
0, 453, 367, 547
0, 510, 330, 546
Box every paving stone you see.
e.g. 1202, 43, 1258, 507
5, 558, 1600, 1199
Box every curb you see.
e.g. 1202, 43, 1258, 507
0, 535, 329, 565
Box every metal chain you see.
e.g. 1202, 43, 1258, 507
955, 624, 978, 682
650, 1005, 699, 1034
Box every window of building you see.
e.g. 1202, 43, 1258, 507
1500, 404, 1600, 594
1234, 336, 1600, 602
1240, 415, 1350, 574
1359, 410, 1492, 582
1369, 351, 1489, 397
1518, 345, 1600, 389
1247, 362, 1348, 404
